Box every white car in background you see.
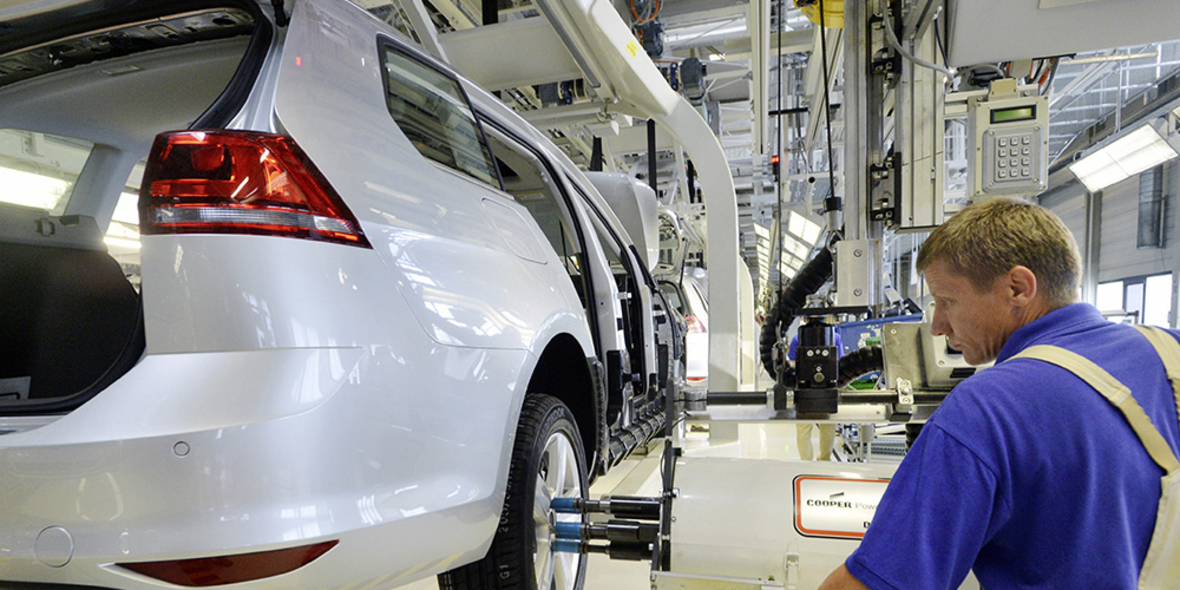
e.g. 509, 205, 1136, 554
653, 209, 707, 389
659, 267, 709, 389
0, 1, 680, 588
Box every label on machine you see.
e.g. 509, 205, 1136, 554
793, 475, 891, 539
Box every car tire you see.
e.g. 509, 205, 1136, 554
439, 394, 588, 590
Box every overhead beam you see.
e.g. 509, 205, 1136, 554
661, 4, 747, 29
382, 0, 446, 60
430, 0, 477, 30
440, 18, 583, 91
1050, 59, 1120, 110
603, 121, 677, 154
699, 28, 815, 59
519, 102, 608, 128
748, 0, 770, 160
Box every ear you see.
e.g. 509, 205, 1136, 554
1005, 265, 1038, 307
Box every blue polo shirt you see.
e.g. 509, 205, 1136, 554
847, 303, 1180, 589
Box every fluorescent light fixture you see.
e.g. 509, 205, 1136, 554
1069, 125, 1179, 192
788, 239, 810, 259
0, 166, 70, 210
787, 211, 822, 246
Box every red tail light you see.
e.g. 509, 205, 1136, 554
139, 130, 370, 248
117, 540, 338, 587
685, 316, 706, 333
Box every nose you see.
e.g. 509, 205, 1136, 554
930, 306, 949, 337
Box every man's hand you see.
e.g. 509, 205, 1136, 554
818, 564, 870, 590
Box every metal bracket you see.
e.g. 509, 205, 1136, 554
784, 548, 800, 590
891, 377, 914, 421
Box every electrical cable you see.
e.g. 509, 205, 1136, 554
817, 0, 838, 216
933, 14, 949, 67
1040, 57, 1059, 96
881, 1, 955, 79
758, 241, 837, 378
629, 0, 661, 25
969, 63, 1007, 85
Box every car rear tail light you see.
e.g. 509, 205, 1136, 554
117, 540, 338, 587
685, 316, 706, 333
139, 130, 370, 248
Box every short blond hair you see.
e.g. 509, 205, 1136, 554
916, 197, 1081, 307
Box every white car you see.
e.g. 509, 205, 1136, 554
659, 267, 709, 389
0, 1, 679, 589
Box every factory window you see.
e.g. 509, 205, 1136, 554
1098, 272, 1173, 327
379, 43, 499, 187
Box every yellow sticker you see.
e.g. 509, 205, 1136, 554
625, 40, 639, 58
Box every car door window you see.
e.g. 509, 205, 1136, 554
379, 43, 498, 187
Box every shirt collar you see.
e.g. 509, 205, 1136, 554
996, 303, 1107, 363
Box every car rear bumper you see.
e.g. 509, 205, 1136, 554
0, 346, 525, 588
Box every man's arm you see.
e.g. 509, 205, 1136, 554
818, 564, 870, 590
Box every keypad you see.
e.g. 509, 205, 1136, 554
986, 128, 1043, 190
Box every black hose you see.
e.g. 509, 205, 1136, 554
836, 345, 883, 388
759, 244, 836, 378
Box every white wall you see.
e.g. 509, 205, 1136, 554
1043, 159, 1180, 327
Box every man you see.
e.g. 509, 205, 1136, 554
788, 316, 842, 460
819, 197, 1180, 589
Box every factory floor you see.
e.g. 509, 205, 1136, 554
400, 421, 851, 590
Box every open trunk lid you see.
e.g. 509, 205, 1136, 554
0, 0, 272, 416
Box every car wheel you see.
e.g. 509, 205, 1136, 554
440, 394, 588, 590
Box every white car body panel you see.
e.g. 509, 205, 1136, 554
0, 342, 528, 587
273, 0, 591, 354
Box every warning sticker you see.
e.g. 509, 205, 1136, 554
625, 39, 640, 58
793, 475, 891, 539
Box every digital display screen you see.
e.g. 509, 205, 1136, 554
991, 105, 1036, 124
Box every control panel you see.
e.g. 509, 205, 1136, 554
968, 80, 1049, 198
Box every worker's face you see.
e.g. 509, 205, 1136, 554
924, 259, 1021, 365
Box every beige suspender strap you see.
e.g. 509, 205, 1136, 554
1012, 345, 1180, 474
1134, 325, 1180, 429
